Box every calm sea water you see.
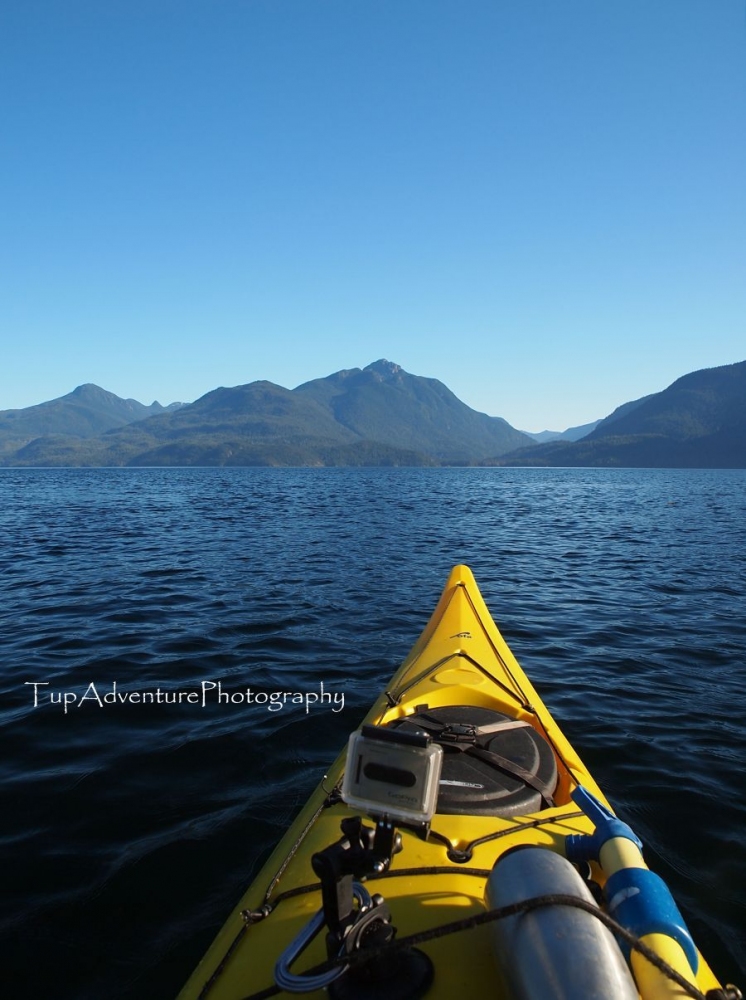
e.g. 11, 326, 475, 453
1, 467, 745, 997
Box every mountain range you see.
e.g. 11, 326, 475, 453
0, 383, 181, 443
0, 361, 530, 467
497, 360, 746, 468
1, 358, 744, 468
522, 420, 601, 444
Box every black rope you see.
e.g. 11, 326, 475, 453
260, 791, 339, 906
459, 584, 533, 707
239, 865, 495, 924
382, 653, 464, 707
383, 581, 536, 711
443, 809, 585, 862
343, 893, 709, 997
196, 788, 339, 999
198, 807, 589, 995
196, 922, 249, 1000
236, 892, 735, 1000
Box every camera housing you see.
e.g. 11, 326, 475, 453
341, 724, 443, 826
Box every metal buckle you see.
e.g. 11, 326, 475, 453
438, 723, 477, 744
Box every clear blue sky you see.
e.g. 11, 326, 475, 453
2, 0, 744, 431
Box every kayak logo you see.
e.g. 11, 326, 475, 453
450, 631, 472, 639
440, 779, 485, 789
387, 791, 420, 805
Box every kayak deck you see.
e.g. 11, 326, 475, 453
178, 565, 724, 1000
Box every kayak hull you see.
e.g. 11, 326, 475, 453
178, 565, 723, 1000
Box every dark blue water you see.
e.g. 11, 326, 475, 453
1, 467, 745, 997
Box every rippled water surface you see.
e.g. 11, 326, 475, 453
1, 467, 745, 996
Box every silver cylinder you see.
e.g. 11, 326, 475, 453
486, 847, 638, 1000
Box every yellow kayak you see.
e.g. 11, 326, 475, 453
178, 565, 732, 1000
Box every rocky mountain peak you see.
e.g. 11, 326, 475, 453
364, 359, 403, 380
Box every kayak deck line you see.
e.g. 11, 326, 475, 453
383, 579, 531, 711
384, 649, 533, 710
236, 895, 731, 1000
244, 808, 590, 920
178, 564, 733, 1000
426, 808, 587, 862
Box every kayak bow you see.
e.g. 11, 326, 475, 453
178, 564, 731, 1000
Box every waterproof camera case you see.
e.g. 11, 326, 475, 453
341, 724, 443, 826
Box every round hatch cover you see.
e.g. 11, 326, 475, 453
389, 706, 557, 817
